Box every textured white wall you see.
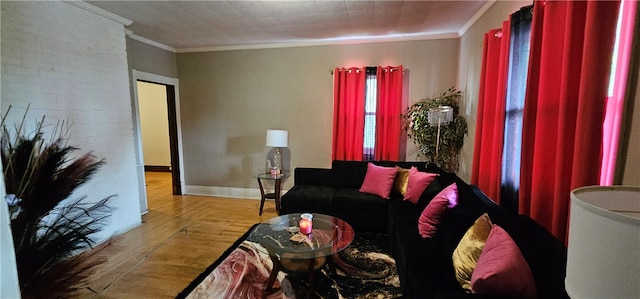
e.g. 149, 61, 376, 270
0, 0, 142, 244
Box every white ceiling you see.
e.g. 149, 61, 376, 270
86, 1, 491, 52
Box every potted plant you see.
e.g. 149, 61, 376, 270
401, 87, 468, 172
2, 107, 113, 298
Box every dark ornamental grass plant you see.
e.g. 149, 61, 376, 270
2, 107, 114, 298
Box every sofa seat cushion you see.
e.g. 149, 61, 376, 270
280, 185, 335, 214
388, 189, 466, 296
332, 188, 388, 232
388, 206, 431, 297
398, 233, 440, 298
387, 196, 422, 243
332, 188, 387, 214
427, 204, 476, 293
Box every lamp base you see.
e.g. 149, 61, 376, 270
274, 147, 282, 171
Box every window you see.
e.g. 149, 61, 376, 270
363, 67, 377, 160
332, 66, 403, 161
601, 0, 635, 185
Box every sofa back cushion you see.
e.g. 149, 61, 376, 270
390, 161, 429, 171
415, 178, 444, 212
331, 160, 369, 188
330, 160, 430, 189
293, 167, 332, 186
497, 215, 568, 298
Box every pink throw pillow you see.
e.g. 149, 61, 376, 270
417, 182, 458, 238
471, 225, 537, 298
359, 163, 398, 199
404, 167, 438, 204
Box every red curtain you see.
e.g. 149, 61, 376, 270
375, 65, 403, 160
332, 67, 366, 160
471, 22, 511, 204
519, 0, 620, 242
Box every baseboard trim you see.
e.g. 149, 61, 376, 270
144, 165, 172, 172
184, 185, 289, 200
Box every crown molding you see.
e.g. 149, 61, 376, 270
63, 1, 132, 26
126, 32, 176, 53
458, 0, 497, 36
176, 32, 460, 53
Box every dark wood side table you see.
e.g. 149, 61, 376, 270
255, 173, 289, 215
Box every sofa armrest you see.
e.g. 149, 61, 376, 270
293, 167, 332, 186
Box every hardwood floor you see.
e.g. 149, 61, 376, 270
76, 172, 278, 298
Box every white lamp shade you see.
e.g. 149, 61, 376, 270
266, 129, 288, 147
566, 186, 640, 299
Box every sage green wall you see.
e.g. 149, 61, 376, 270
177, 40, 459, 191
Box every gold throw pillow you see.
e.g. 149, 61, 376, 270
393, 167, 410, 195
452, 213, 493, 291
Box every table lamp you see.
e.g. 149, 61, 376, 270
266, 129, 288, 172
566, 186, 640, 298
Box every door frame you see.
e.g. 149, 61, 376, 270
131, 69, 185, 214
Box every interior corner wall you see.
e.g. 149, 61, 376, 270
127, 37, 178, 78
457, 0, 534, 182
176, 40, 459, 193
1, 1, 141, 240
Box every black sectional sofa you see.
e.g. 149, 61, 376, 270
279, 160, 568, 299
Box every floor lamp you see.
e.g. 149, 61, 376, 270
427, 106, 453, 159
266, 129, 288, 173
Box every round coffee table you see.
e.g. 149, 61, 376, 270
247, 213, 355, 293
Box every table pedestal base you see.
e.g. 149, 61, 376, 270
265, 255, 330, 294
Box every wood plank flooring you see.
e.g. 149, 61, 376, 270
76, 172, 278, 298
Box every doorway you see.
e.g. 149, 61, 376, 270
131, 70, 184, 214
